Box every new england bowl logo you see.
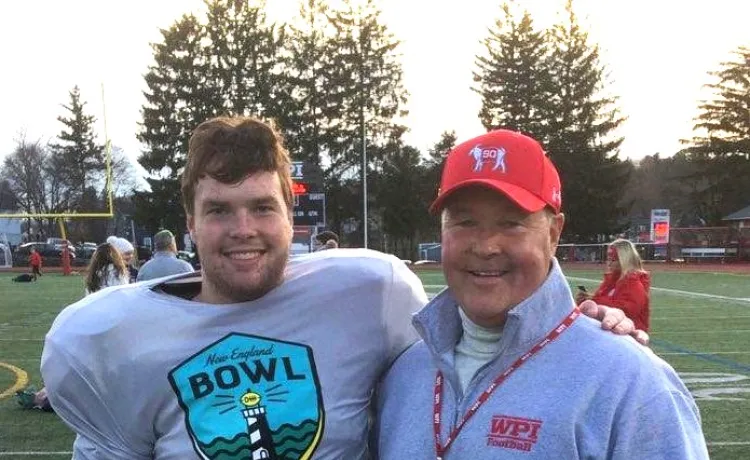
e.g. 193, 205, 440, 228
169, 333, 325, 459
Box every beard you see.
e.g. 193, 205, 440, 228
200, 250, 288, 303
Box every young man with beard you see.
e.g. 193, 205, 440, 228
42, 117, 644, 460
375, 130, 708, 459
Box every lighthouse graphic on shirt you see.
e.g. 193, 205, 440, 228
169, 333, 325, 460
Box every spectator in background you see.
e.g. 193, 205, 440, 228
29, 247, 43, 280
108, 236, 138, 282
85, 242, 129, 295
136, 230, 194, 282
314, 230, 339, 251
577, 238, 651, 331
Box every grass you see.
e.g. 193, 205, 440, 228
1, 267, 750, 458
0, 273, 87, 455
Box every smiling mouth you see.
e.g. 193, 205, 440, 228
224, 251, 263, 260
468, 270, 509, 277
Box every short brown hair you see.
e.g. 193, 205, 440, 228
181, 116, 293, 215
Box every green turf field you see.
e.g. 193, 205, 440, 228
1, 268, 749, 458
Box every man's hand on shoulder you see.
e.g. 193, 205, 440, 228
579, 300, 650, 346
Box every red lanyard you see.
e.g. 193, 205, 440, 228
433, 308, 581, 460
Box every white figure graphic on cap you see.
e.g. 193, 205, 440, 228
469, 145, 484, 172
469, 145, 507, 173
493, 147, 507, 173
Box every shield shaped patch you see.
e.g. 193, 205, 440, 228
169, 333, 325, 459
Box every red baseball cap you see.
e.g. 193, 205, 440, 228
429, 129, 562, 215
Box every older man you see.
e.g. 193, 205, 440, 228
376, 130, 708, 459
136, 230, 194, 281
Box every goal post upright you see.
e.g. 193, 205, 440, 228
0, 81, 116, 241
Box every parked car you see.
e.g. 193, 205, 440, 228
46, 237, 77, 254
75, 242, 98, 260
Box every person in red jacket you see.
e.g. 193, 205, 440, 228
576, 238, 651, 332
29, 247, 43, 281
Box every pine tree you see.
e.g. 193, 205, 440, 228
326, 0, 409, 174
377, 144, 429, 258
473, 3, 551, 137
685, 45, 750, 223
324, 0, 409, 246
283, 0, 338, 166
204, 0, 286, 118
137, 4, 292, 235
50, 86, 104, 208
423, 130, 457, 214
137, 13, 219, 235
545, 0, 630, 241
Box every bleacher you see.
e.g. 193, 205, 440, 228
679, 247, 737, 262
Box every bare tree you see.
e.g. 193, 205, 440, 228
1, 134, 73, 233
108, 146, 139, 198
2, 135, 48, 214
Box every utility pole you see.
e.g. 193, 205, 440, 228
361, 104, 368, 248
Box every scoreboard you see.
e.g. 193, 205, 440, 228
293, 193, 326, 227
291, 161, 326, 228
650, 209, 670, 244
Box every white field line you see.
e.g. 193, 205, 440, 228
653, 305, 750, 310
427, 281, 750, 303
653, 315, 750, 320
658, 351, 750, 355
655, 330, 750, 334
568, 276, 750, 303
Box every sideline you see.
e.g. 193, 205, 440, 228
0, 361, 29, 399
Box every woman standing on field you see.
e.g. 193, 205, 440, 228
576, 238, 651, 332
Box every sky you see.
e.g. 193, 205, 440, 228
2, 0, 749, 173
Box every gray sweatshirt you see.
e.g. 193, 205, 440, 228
42, 248, 426, 460
376, 258, 709, 459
